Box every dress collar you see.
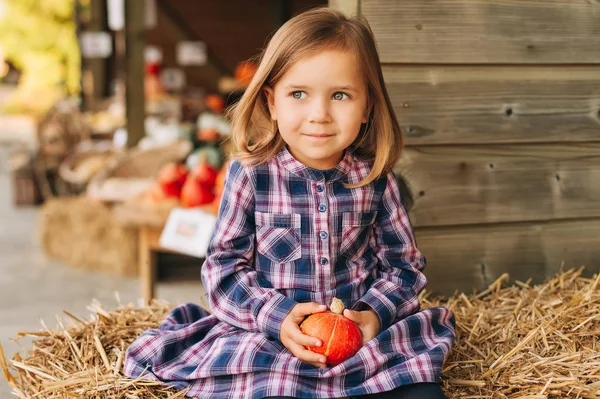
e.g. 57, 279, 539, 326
275, 145, 355, 182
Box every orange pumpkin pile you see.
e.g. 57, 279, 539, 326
300, 298, 362, 366
149, 160, 228, 215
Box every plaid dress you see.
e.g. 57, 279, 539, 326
124, 147, 455, 398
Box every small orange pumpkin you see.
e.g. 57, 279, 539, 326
211, 193, 222, 215
205, 94, 225, 113
214, 160, 229, 196
234, 61, 258, 85
300, 298, 362, 366
196, 128, 220, 142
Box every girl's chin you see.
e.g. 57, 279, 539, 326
295, 152, 343, 170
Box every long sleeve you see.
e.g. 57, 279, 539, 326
353, 172, 427, 331
200, 161, 297, 340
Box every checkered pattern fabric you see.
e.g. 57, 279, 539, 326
124, 147, 455, 398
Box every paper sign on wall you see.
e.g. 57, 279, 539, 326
80, 32, 112, 58
145, 46, 163, 63
160, 68, 186, 91
107, 0, 124, 31
176, 41, 207, 66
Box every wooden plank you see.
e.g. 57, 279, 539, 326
394, 144, 600, 227
384, 66, 600, 145
329, 0, 359, 17
416, 218, 600, 296
361, 0, 600, 64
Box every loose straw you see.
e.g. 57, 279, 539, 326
2, 268, 600, 398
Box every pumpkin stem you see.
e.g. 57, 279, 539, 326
330, 298, 345, 315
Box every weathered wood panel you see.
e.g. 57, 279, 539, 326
394, 144, 600, 227
417, 218, 600, 295
362, 0, 600, 64
329, 0, 359, 16
384, 66, 600, 145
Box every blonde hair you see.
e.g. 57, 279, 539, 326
228, 7, 403, 188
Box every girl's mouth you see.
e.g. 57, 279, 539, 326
303, 133, 334, 138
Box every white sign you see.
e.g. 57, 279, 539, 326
159, 208, 217, 258
80, 32, 112, 58
145, 46, 163, 63
160, 68, 186, 91
176, 41, 207, 66
107, 0, 125, 31
108, 0, 155, 30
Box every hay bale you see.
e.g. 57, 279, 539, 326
0, 299, 184, 398
39, 196, 138, 276
427, 267, 600, 398
2, 269, 600, 398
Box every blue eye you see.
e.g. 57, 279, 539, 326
291, 91, 306, 99
333, 92, 349, 100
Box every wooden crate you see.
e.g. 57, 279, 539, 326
12, 170, 41, 206
9, 152, 42, 206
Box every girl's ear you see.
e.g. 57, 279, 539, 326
264, 86, 277, 121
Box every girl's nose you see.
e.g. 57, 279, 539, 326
309, 98, 331, 124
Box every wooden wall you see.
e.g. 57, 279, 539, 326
331, 0, 600, 295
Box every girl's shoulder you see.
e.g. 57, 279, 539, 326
226, 158, 277, 185
345, 153, 392, 187
225, 159, 257, 187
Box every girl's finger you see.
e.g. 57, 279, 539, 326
294, 302, 326, 317
289, 341, 327, 365
343, 309, 359, 322
291, 327, 322, 348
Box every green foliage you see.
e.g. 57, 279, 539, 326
0, 0, 80, 115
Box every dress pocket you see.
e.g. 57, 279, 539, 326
255, 212, 302, 263
339, 211, 378, 260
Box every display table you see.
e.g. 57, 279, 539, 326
138, 224, 165, 304
138, 223, 209, 304
113, 203, 212, 304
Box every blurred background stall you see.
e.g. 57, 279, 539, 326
1, 0, 600, 397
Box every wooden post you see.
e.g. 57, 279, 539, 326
89, 0, 107, 103
139, 225, 158, 304
125, 0, 145, 148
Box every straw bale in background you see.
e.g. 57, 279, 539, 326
39, 196, 138, 276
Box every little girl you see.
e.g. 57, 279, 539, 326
125, 7, 455, 399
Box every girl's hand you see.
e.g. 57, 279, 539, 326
343, 308, 381, 345
280, 302, 328, 368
